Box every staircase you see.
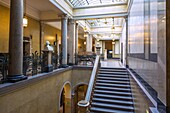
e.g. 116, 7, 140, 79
90, 67, 135, 113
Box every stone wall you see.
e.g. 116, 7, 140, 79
0, 67, 92, 113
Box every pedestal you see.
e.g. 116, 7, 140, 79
96, 47, 101, 56
43, 50, 53, 72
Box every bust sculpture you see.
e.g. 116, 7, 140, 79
45, 41, 54, 51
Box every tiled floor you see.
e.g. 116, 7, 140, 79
101, 59, 124, 68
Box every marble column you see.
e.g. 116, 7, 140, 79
102, 41, 106, 54
125, 17, 129, 68
8, 0, 27, 82
89, 34, 93, 52
67, 19, 76, 65
167, 0, 170, 112
61, 15, 69, 68
112, 43, 115, 58
75, 23, 79, 54
86, 33, 92, 52
75, 23, 79, 65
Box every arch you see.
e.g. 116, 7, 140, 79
58, 81, 72, 113
72, 82, 88, 94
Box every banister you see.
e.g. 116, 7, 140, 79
78, 55, 100, 109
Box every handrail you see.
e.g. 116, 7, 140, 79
78, 55, 100, 108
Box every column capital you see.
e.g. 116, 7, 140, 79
124, 16, 128, 21
68, 19, 76, 24
59, 14, 69, 20
75, 22, 79, 28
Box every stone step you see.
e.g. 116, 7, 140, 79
92, 97, 134, 106
96, 79, 130, 85
99, 68, 127, 72
101, 67, 126, 70
95, 86, 131, 92
91, 102, 134, 111
94, 89, 132, 96
98, 74, 129, 78
99, 71, 129, 75
90, 107, 134, 113
97, 76, 130, 81
99, 70, 128, 73
95, 82, 131, 88
93, 93, 133, 101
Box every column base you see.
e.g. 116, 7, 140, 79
68, 63, 75, 66
126, 65, 129, 68
7, 75, 28, 83
43, 65, 53, 72
59, 64, 69, 68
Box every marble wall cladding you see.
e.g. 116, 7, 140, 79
127, 0, 166, 106
128, 0, 144, 54
150, 0, 158, 54
120, 22, 126, 65
115, 41, 120, 55
129, 76, 153, 113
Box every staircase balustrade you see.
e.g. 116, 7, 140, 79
78, 55, 100, 112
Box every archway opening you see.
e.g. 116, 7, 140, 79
73, 84, 88, 113
59, 83, 71, 113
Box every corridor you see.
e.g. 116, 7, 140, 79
101, 59, 123, 68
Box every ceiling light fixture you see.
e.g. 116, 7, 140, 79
84, 19, 87, 32
84, 32, 88, 38
111, 17, 115, 30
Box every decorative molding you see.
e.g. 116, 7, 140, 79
49, 0, 73, 17
0, 0, 40, 20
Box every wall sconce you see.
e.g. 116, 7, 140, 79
111, 26, 115, 31
23, 15, 28, 27
84, 19, 87, 32
84, 41, 86, 45
112, 42, 115, 45
84, 32, 88, 38
23, 0, 28, 27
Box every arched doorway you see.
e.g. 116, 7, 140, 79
72, 84, 88, 113
59, 82, 71, 113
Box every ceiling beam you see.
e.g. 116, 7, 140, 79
86, 0, 89, 5
73, 2, 127, 9
73, 12, 127, 20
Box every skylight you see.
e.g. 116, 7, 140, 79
87, 18, 123, 28
67, 0, 127, 7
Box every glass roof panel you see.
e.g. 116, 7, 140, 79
68, 0, 127, 7
87, 18, 114, 27
87, 18, 124, 27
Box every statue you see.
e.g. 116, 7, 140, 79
44, 41, 54, 52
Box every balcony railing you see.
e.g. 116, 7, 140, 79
75, 52, 96, 66
0, 51, 97, 84
0, 54, 8, 83
0, 52, 60, 83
